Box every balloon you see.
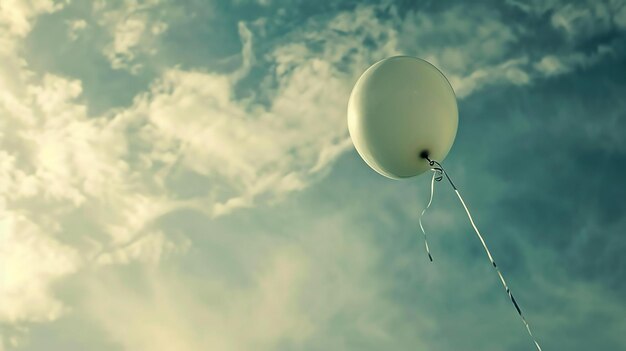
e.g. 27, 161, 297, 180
347, 56, 458, 179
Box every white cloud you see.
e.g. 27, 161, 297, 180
0, 0, 66, 99
79, 216, 405, 351
1, 74, 128, 207
97, 0, 167, 73
0, 5, 101, 331
398, 5, 526, 97
534, 45, 615, 77
534, 55, 569, 76
507, 0, 626, 39
549, 2, 618, 40
0, 213, 79, 323
95, 230, 191, 266
0, 3, 399, 336
445, 57, 532, 98
399, 2, 624, 96
66, 19, 86, 41
0, 0, 64, 38
0, 60, 177, 336
85, 249, 314, 351
105, 7, 400, 216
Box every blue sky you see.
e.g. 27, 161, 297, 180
1, 0, 625, 350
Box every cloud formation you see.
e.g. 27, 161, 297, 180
1, 0, 625, 350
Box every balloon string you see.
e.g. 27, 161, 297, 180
418, 169, 442, 261
423, 157, 542, 351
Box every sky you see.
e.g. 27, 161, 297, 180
1, 0, 626, 350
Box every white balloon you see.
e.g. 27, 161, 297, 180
347, 56, 458, 179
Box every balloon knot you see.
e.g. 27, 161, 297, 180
420, 150, 436, 166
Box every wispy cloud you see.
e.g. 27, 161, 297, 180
1, 0, 625, 350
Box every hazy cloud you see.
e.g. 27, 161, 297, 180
1, 0, 625, 350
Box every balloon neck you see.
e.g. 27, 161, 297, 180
420, 150, 437, 167
420, 149, 432, 160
